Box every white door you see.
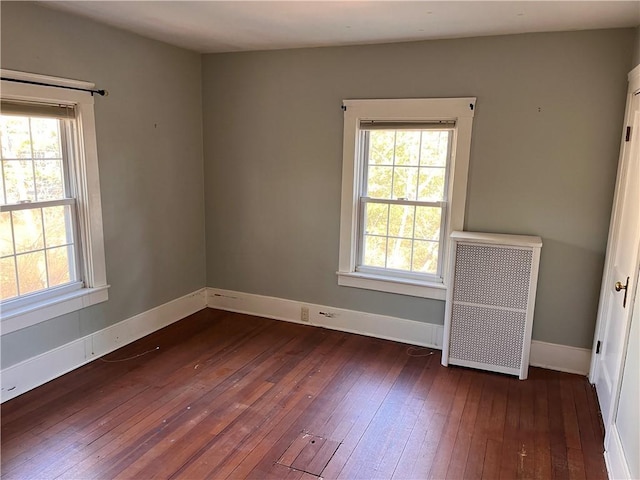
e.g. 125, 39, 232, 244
591, 69, 640, 429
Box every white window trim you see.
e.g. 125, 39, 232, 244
337, 98, 476, 300
0, 70, 109, 334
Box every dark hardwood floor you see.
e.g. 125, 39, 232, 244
1, 308, 606, 479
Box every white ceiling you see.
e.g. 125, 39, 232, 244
43, 1, 640, 54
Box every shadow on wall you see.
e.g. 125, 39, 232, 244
534, 238, 605, 349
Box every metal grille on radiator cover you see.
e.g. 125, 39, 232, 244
450, 243, 533, 369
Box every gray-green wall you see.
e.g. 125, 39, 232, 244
634, 26, 640, 66
202, 28, 634, 349
0, 1, 635, 370
0, 2, 206, 367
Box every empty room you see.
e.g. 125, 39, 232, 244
1, 1, 639, 479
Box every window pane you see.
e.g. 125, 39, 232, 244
12, 209, 44, 253
0, 211, 14, 256
414, 206, 442, 241
392, 166, 418, 201
3, 160, 35, 204
366, 166, 393, 199
363, 235, 387, 267
43, 205, 74, 247
0, 116, 31, 159
417, 168, 446, 201
388, 204, 414, 239
394, 131, 421, 166
30, 118, 62, 159
16, 250, 47, 295
387, 238, 412, 271
35, 160, 64, 200
368, 131, 395, 165
364, 202, 388, 236
0, 256, 18, 300
47, 245, 74, 287
420, 131, 450, 167
412, 240, 439, 274
0, 110, 83, 305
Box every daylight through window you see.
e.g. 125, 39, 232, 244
1, 71, 108, 334
1, 104, 81, 302
359, 125, 452, 279
338, 98, 476, 300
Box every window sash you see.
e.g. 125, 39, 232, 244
0, 197, 75, 212
357, 197, 448, 279
359, 129, 452, 201
1, 280, 83, 312
356, 127, 453, 280
0, 111, 81, 304
360, 196, 444, 208
1, 199, 81, 300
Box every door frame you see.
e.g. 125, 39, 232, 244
589, 64, 640, 476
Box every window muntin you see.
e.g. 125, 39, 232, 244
1, 109, 82, 304
357, 127, 453, 281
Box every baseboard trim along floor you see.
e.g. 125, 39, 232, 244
1, 287, 592, 403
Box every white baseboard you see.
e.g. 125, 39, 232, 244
206, 288, 444, 349
1, 288, 206, 403
529, 340, 592, 376
604, 424, 632, 480
207, 288, 593, 376
1, 286, 593, 404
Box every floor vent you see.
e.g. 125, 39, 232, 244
276, 431, 341, 477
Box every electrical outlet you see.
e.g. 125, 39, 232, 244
301, 306, 310, 322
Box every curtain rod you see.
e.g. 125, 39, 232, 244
1, 77, 107, 97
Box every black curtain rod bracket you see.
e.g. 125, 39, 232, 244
1, 77, 107, 97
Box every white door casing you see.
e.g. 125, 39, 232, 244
590, 65, 640, 434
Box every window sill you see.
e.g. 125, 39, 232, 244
0, 285, 109, 336
337, 271, 447, 300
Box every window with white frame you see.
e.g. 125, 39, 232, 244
337, 98, 476, 300
0, 71, 108, 334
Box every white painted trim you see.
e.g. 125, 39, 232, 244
0, 289, 206, 403
0, 69, 96, 90
206, 288, 594, 377
0, 286, 596, 403
206, 288, 445, 349
1, 71, 108, 331
337, 271, 447, 300
604, 424, 633, 480
529, 340, 592, 376
591, 64, 640, 384
0, 286, 109, 335
337, 97, 476, 300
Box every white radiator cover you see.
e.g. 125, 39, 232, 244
442, 231, 543, 380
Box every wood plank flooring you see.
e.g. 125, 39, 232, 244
1, 309, 607, 479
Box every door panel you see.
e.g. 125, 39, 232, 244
593, 90, 640, 428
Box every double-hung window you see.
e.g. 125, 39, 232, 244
0, 71, 108, 334
338, 98, 476, 300
1, 102, 80, 298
